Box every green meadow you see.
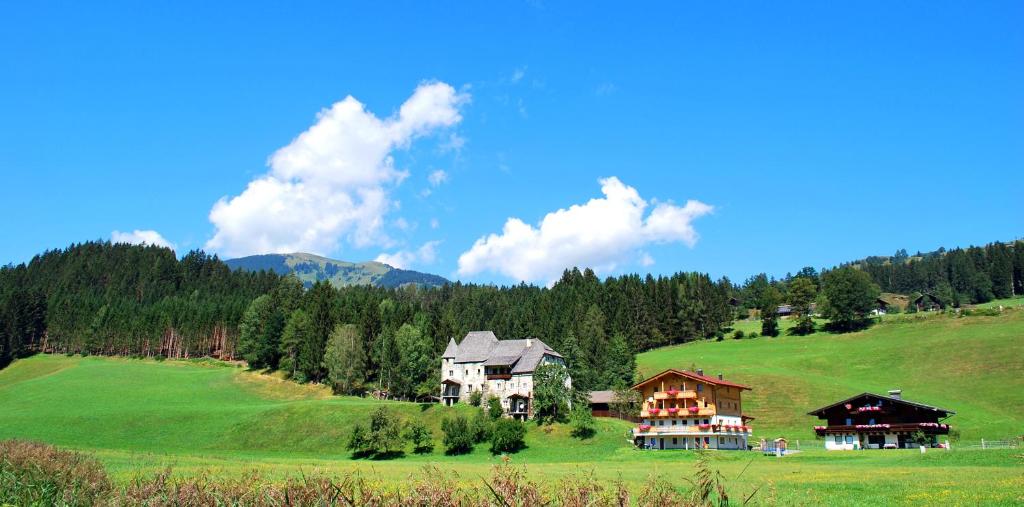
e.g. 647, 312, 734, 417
1, 310, 1023, 505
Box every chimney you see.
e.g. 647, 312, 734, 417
696, 368, 704, 376
717, 373, 724, 380
526, 338, 533, 348
888, 389, 902, 400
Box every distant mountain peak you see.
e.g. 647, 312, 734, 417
224, 253, 449, 289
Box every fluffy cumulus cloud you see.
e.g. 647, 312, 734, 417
375, 241, 440, 270
457, 177, 712, 284
205, 82, 469, 258
427, 169, 448, 187
111, 229, 175, 250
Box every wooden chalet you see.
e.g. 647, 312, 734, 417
808, 390, 955, 450
631, 368, 753, 450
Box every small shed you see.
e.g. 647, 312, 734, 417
588, 390, 616, 417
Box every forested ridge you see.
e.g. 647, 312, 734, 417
1, 239, 1022, 396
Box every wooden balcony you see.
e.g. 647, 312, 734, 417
653, 390, 697, 400
486, 373, 512, 380
813, 423, 950, 435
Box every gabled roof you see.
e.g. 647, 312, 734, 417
631, 368, 751, 391
807, 392, 956, 417
454, 331, 500, 363
442, 337, 458, 359
451, 331, 563, 374
588, 390, 617, 404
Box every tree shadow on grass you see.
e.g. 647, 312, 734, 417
822, 318, 874, 334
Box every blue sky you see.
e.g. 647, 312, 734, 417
1, 2, 1021, 284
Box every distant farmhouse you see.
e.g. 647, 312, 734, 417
809, 389, 955, 450
631, 369, 753, 450
440, 331, 570, 419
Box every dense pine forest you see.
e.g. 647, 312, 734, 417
1, 239, 1022, 397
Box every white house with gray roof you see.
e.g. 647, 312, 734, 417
441, 331, 570, 419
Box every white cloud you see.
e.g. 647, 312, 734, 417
430, 218, 440, 229
112, 229, 176, 250
205, 81, 469, 258
375, 241, 441, 269
428, 169, 449, 187
511, 66, 527, 83
595, 82, 618, 96
640, 252, 655, 267
457, 177, 713, 284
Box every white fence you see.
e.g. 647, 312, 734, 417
956, 439, 1020, 450
775, 439, 1019, 451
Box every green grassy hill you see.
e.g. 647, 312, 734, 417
0, 354, 631, 464
1, 318, 1023, 505
637, 309, 1024, 441
224, 252, 449, 288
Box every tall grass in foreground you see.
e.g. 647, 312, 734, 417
0, 440, 755, 506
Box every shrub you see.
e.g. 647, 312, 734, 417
470, 409, 493, 443
486, 395, 504, 419
732, 330, 745, 340
346, 423, 372, 457
368, 407, 403, 456
749, 331, 759, 338
441, 415, 474, 455
469, 390, 483, 406
347, 408, 404, 458
490, 418, 526, 454
403, 420, 434, 454
569, 405, 596, 439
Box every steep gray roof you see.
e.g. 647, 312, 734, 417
442, 337, 458, 359
453, 332, 563, 374
453, 331, 499, 363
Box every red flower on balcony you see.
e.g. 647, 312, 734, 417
649, 408, 661, 415
688, 406, 700, 413
844, 403, 853, 410
667, 407, 679, 414
698, 424, 711, 430
667, 388, 679, 396
638, 424, 652, 432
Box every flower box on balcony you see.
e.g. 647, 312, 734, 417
687, 406, 699, 413
698, 424, 711, 430
667, 407, 679, 414
649, 408, 661, 415
638, 424, 652, 432
666, 389, 679, 396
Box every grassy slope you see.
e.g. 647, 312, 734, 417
0, 355, 631, 461
637, 310, 1024, 441
1, 351, 1022, 504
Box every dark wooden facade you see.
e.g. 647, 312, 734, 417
808, 392, 954, 449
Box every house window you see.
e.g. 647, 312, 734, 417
845, 435, 854, 444
719, 437, 724, 444
468, 385, 473, 391
681, 419, 687, 425
672, 438, 677, 445
671, 420, 677, 426
834, 435, 842, 444
846, 418, 853, 426
697, 385, 703, 393
869, 418, 875, 425
449, 370, 453, 376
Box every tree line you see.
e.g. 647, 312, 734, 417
3, 239, 1021, 395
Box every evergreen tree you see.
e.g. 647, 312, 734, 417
324, 323, 367, 394
602, 333, 635, 389
759, 287, 781, 337
279, 309, 312, 379
237, 295, 278, 369
788, 277, 817, 335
